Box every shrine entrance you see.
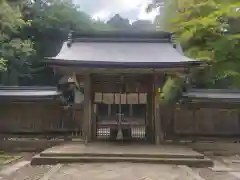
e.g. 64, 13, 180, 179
47, 31, 200, 144
91, 74, 156, 143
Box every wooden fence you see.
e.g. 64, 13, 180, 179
1, 101, 240, 141
0, 102, 83, 139
160, 102, 240, 140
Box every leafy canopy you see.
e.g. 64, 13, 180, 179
154, 0, 240, 88
0, 0, 109, 85
0, 0, 35, 85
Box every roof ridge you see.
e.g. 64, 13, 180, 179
72, 31, 172, 40
72, 37, 170, 43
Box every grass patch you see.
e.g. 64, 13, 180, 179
0, 152, 22, 165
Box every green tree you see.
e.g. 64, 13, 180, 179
107, 14, 131, 30
22, 0, 94, 57
19, 0, 100, 85
153, 0, 240, 88
0, 0, 35, 85
1, 0, 112, 85
160, 75, 184, 104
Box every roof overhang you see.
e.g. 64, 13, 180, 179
45, 41, 202, 69
0, 86, 62, 102
45, 31, 203, 69
46, 58, 202, 69
182, 89, 240, 103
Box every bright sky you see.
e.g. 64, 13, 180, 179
73, 0, 159, 22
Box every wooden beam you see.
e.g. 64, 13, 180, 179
83, 73, 93, 144
51, 66, 188, 75
146, 76, 154, 143
154, 74, 162, 145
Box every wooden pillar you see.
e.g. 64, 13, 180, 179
146, 92, 153, 143
74, 74, 83, 136
83, 73, 93, 144
146, 75, 154, 143
154, 73, 166, 145
154, 74, 161, 145
92, 104, 97, 141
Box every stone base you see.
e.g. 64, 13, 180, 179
31, 142, 213, 167
31, 155, 213, 167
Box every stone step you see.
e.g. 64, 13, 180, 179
40, 152, 204, 159
31, 155, 213, 168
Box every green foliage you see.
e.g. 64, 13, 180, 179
153, 0, 240, 88
0, 0, 35, 84
28, 0, 93, 31
160, 76, 184, 105
0, 0, 112, 85
22, 0, 93, 58
91, 20, 115, 31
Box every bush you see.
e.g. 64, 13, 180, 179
160, 76, 184, 105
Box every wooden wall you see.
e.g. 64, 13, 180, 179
91, 74, 153, 93
160, 103, 240, 140
3, 98, 240, 142
0, 102, 84, 138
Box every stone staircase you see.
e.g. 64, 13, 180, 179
31, 142, 213, 167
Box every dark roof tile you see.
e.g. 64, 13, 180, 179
0, 86, 61, 102
47, 41, 199, 68
183, 89, 240, 102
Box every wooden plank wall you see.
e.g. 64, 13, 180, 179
91, 74, 152, 93
0, 102, 84, 138
159, 103, 240, 140
2, 100, 240, 141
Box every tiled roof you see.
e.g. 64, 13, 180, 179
46, 31, 201, 68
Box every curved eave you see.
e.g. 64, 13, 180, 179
0, 86, 62, 102
0, 96, 61, 103
182, 89, 240, 103
45, 58, 202, 69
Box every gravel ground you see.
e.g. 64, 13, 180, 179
196, 168, 239, 180
0, 162, 238, 180
49, 163, 197, 180
0, 154, 239, 180
0, 164, 52, 180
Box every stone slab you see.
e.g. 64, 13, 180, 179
40, 142, 204, 159
31, 155, 213, 167
191, 142, 240, 156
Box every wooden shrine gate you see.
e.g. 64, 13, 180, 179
91, 74, 156, 142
